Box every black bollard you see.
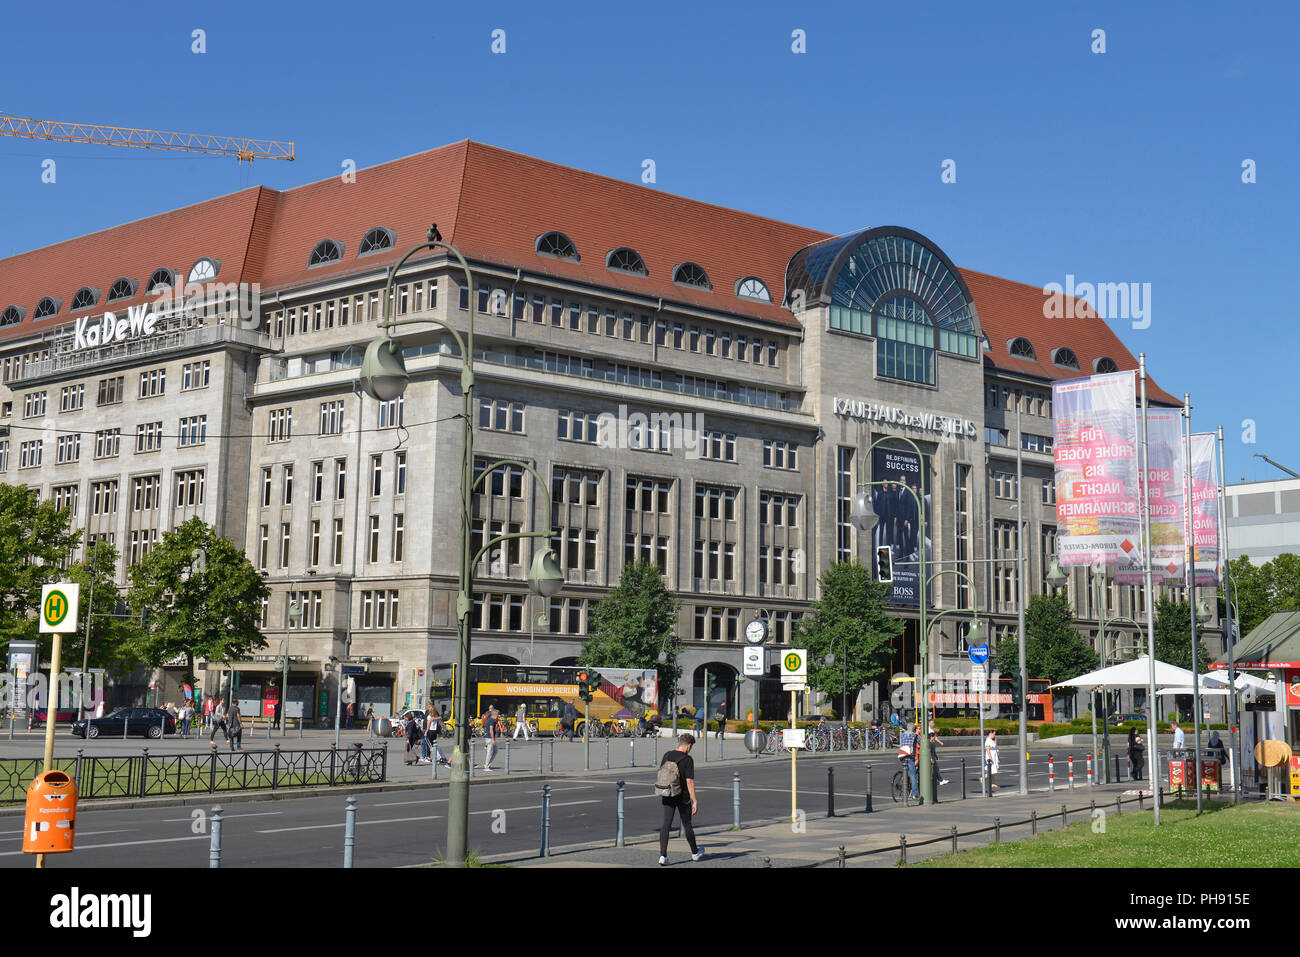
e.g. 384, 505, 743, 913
865, 764, 873, 813
827, 765, 836, 818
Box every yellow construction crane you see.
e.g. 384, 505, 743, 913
0, 109, 294, 163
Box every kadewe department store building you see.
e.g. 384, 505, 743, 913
0, 140, 1194, 721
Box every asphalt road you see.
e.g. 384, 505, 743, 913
0, 749, 1119, 867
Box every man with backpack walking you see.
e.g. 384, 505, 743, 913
655, 733, 704, 865
209, 698, 228, 744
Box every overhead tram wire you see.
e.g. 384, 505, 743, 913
0, 411, 466, 441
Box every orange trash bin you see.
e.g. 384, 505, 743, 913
22, 770, 77, 854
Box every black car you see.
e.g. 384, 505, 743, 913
72, 708, 176, 739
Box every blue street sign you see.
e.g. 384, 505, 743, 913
968, 644, 989, 665
341, 664, 366, 676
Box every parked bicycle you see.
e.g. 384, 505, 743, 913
761, 727, 790, 754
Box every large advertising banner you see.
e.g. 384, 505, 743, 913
870, 446, 933, 607
1052, 372, 1141, 567
1190, 432, 1221, 585
1120, 408, 1185, 584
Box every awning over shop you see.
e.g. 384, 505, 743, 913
1212, 611, 1300, 670
1051, 655, 1201, 690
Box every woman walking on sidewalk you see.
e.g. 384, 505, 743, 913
984, 729, 1000, 790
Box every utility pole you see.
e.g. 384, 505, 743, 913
1016, 404, 1029, 795
1183, 394, 1204, 815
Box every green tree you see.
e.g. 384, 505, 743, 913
1223, 553, 1300, 638
64, 539, 140, 679
126, 517, 269, 677
1152, 596, 1211, 672
797, 560, 903, 719
993, 592, 1098, 687
579, 561, 681, 708
0, 483, 82, 656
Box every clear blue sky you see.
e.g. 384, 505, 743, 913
3, 0, 1296, 484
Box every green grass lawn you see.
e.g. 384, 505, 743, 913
914, 800, 1300, 868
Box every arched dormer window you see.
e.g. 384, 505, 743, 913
736, 276, 771, 302
1, 305, 23, 327
535, 231, 579, 262
1052, 347, 1080, 370
33, 297, 59, 320
1007, 337, 1036, 360
1094, 356, 1119, 374
187, 258, 219, 283
71, 287, 99, 311
358, 227, 395, 256
146, 269, 177, 295
606, 247, 647, 276
672, 262, 711, 289
107, 278, 138, 302
309, 239, 344, 267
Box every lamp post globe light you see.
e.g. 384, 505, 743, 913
357, 225, 564, 866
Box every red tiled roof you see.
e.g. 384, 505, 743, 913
0, 139, 1179, 404
0, 188, 269, 340
961, 268, 1178, 405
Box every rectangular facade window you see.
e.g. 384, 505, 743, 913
59, 384, 85, 412
310, 520, 321, 566
955, 463, 971, 609
378, 396, 404, 429
370, 455, 382, 496
177, 415, 207, 447
368, 515, 380, 563
258, 525, 269, 570
335, 458, 347, 500
135, 422, 163, 453
51, 483, 78, 516
478, 397, 525, 433
90, 480, 118, 515
173, 469, 205, 507
319, 400, 345, 436
261, 467, 272, 507
139, 369, 166, 398
392, 514, 404, 562
312, 461, 324, 502
268, 408, 293, 443
396, 452, 407, 495
700, 431, 736, 462
836, 447, 854, 562
93, 429, 121, 459
762, 440, 798, 470
97, 376, 124, 406
280, 523, 291, 568
569, 303, 581, 330
181, 361, 211, 390
131, 475, 161, 511
333, 518, 344, 565
55, 434, 80, 464
283, 464, 294, 505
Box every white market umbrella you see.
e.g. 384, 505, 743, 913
1052, 655, 1199, 690
1155, 686, 1230, 696
1201, 671, 1273, 692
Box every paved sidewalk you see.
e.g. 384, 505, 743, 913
498, 781, 1158, 868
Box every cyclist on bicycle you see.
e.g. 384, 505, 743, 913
898, 723, 920, 800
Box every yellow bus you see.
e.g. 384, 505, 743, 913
430, 663, 659, 735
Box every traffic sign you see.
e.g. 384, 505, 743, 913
781, 683, 808, 693
968, 644, 989, 665
780, 649, 807, 680
743, 646, 765, 677
341, 664, 366, 676
39, 584, 79, 634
